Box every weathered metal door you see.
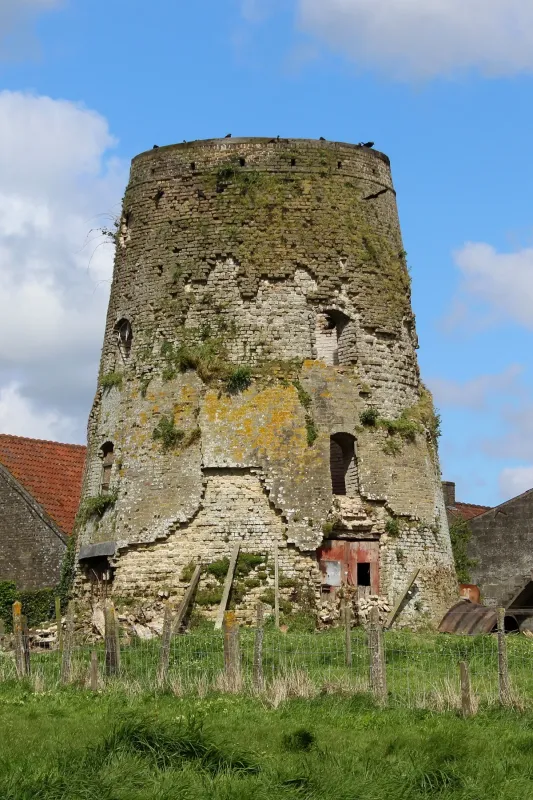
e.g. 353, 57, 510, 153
318, 539, 379, 596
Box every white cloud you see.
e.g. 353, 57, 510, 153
499, 465, 533, 500
292, 0, 533, 79
428, 365, 523, 410
0, 382, 77, 442
450, 242, 533, 330
0, 0, 62, 58
0, 91, 126, 443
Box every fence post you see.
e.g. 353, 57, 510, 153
368, 606, 387, 705
274, 544, 280, 629
104, 601, 120, 678
253, 602, 264, 691
344, 600, 352, 668
157, 602, 174, 685
497, 607, 510, 705
55, 596, 63, 652
12, 601, 28, 678
21, 615, 31, 677
90, 650, 99, 692
459, 661, 473, 717
60, 601, 75, 685
0, 619, 5, 651
223, 611, 242, 692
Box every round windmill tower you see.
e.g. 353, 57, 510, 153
74, 137, 457, 627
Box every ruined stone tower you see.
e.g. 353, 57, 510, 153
74, 138, 458, 627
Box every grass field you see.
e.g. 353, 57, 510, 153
2, 683, 533, 799
4, 626, 533, 710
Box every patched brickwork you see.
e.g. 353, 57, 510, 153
74, 138, 457, 627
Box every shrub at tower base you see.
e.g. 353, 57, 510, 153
73, 137, 458, 629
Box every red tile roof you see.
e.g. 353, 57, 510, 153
449, 502, 491, 521
0, 434, 86, 535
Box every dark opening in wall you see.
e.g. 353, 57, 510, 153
239, 158, 246, 167
315, 310, 353, 365
114, 318, 132, 359
357, 562, 371, 587
337, 161, 342, 169
154, 189, 165, 207
291, 158, 296, 167
190, 162, 196, 170
330, 433, 358, 496
99, 442, 114, 493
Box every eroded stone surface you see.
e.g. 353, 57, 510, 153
73, 138, 458, 628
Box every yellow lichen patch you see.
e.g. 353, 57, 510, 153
203, 385, 308, 464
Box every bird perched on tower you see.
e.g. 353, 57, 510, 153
225, 133, 232, 138
360, 141, 374, 148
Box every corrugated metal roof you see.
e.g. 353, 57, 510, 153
438, 600, 497, 635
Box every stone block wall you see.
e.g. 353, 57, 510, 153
0, 467, 66, 589
73, 138, 458, 628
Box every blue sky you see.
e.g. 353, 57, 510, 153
0, 0, 532, 507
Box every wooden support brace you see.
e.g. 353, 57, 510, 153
215, 544, 240, 630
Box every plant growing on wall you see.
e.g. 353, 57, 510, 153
152, 416, 185, 451
449, 518, 478, 584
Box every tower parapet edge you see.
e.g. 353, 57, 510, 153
74, 137, 458, 630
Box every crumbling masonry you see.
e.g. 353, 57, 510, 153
73, 138, 458, 628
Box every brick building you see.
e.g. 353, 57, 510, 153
0, 435, 86, 589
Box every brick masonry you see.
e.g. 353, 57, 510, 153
73, 138, 458, 627
0, 464, 67, 589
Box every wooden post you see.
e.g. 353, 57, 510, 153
344, 601, 352, 668
55, 596, 62, 652
223, 611, 242, 691
104, 602, 120, 677
60, 601, 75, 685
0, 619, 5, 651
157, 602, 174, 685
215, 544, 240, 630
253, 602, 264, 691
90, 650, 99, 692
12, 601, 27, 678
21, 615, 31, 678
384, 569, 420, 629
173, 564, 202, 633
459, 661, 473, 717
497, 607, 510, 705
274, 543, 280, 629
368, 606, 387, 705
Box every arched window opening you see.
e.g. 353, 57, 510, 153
99, 442, 115, 493
330, 433, 358, 496
315, 310, 351, 366
115, 318, 132, 359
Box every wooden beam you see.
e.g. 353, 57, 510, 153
215, 544, 240, 630
384, 568, 420, 629
173, 564, 202, 633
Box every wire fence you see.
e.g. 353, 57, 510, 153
2, 610, 533, 712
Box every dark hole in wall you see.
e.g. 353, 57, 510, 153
154, 189, 165, 207
291, 158, 296, 167
190, 162, 196, 170
357, 563, 371, 587
337, 161, 342, 169
239, 158, 246, 167
157, 265, 163, 276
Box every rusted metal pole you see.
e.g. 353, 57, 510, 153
60, 601, 75, 685
223, 611, 242, 692
497, 607, 510, 705
157, 602, 174, 685
253, 602, 264, 691
459, 661, 473, 717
